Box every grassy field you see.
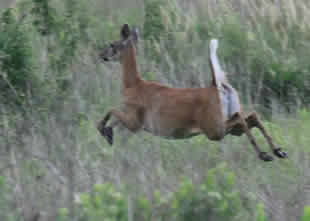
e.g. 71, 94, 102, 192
0, 0, 310, 220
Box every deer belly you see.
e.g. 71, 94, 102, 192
142, 115, 202, 139
143, 125, 202, 139
219, 83, 241, 120
167, 127, 202, 139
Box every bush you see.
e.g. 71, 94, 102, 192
143, 0, 165, 42
58, 165, 268, 221
69, 183, 128, 221
0, 8, 35, 107
57, 182, 151, 221
170, 163, 245, 221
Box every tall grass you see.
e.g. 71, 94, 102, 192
1, 0, 310, 220
141, 0, 310, 114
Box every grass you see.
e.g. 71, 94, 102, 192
1, 0, 310, 220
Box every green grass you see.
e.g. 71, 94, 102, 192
1, 0, 310, 220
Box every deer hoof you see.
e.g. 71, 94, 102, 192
98, 124, 113, 145
103, 126, 113, 145
273, 148, 288, 158
259, 152, 273, 162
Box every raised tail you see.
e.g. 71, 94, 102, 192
209, 39, 227, 87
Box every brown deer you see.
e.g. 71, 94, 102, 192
97, 24, 287, 161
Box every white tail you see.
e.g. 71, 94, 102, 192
209, 39, 227, 86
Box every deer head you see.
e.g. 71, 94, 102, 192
100, 24, 139, 62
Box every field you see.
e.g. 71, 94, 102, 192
0, 0, 310, 220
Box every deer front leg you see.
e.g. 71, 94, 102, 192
226, 112, 274, 162
97, 108, 141, 145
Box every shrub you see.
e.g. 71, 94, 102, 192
58, 165, 262, 221
70, 183, 128, 221
0, 8, 35, 107
170, 163, 244, 221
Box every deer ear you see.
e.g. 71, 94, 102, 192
132, 27, 139, 43
121, 24, 131, 40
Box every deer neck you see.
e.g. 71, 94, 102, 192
120, 44, 141, 89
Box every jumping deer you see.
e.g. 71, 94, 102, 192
97, 24, 287, 161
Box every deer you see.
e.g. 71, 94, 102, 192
97, 24, 287, 162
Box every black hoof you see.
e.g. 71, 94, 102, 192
103, 126, 113, 145
273, 148, 288, 158
97, 123, 113, 145
259, 152, 273, 162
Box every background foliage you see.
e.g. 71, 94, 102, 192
0, 0, 310, 220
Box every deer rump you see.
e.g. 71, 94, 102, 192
218, 83, 241, 120
209, 39, 241, 120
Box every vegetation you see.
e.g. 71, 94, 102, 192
0, 8, 35, 108
0, 0, 310, 220
57, 164, 265, 221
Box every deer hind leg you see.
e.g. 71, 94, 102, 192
226, 112, 274, 162
97, 108, 141, 145
244, 112, 287, 158
228, 112, 287, 158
